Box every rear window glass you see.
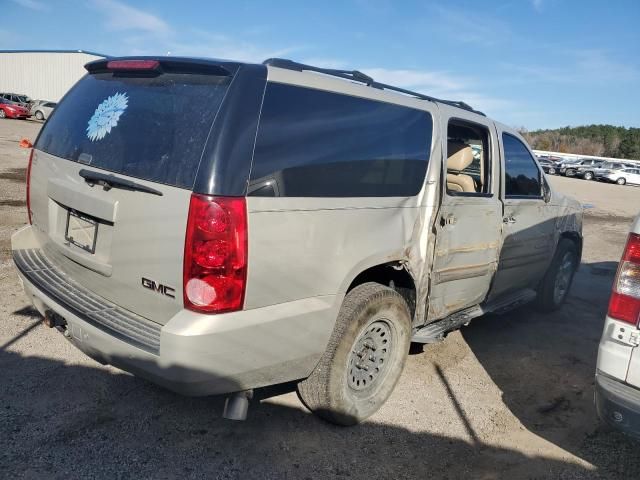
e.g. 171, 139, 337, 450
249, 83, 432, 197
36, 72, 230, 189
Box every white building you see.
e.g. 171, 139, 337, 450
0, 50, 106, 102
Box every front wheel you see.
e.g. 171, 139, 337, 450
35, 110, 44, 121
0, 110, 6, 118
536, 239, 578, 312
297, 282, 411, 426
583, 171, 594, 180
617, 177, 626, 185
548, 167, 556, 175
566, 169, 576, 177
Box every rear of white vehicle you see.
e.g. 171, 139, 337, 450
596, 215, 640, 439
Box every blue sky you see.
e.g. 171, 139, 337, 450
3, 0, 639, 129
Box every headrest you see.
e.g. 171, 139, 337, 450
447, 141, 474, 171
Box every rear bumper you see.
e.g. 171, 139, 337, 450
595, 371, 640, 440
11, 226, 338, 396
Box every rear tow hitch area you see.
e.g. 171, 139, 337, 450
223, 390, 253, 421
43, 310, 67, 331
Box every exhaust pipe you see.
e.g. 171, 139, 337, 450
223, 390, 253, 421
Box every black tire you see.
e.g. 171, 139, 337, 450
536, 239, 578, 312
297, 282, 411, 426
35, 110, 44, 121
617, 177, 626, 185
583, 171, 594, 180
566, 169, 576, 177
548, 168, 556, 175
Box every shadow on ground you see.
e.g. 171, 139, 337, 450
462, 261, 640, 478
1, 262, 638, 479
0, 346, 590, 480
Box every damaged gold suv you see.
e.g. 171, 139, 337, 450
12, 57, 582, 426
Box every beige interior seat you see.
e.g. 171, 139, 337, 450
446, 141, 476, 193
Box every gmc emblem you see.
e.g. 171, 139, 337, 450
141, 277, 176, 298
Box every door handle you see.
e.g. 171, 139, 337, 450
503, 215, 516, 224
443, 214, 457, 226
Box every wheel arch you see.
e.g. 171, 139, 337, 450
345, 261, 417, 323
559, 230, 582, 266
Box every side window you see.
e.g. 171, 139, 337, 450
446, 120, 491, 195
249, 83, 433, 197
502, 133, 542, 198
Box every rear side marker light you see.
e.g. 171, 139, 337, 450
183, 194, 247, 313
608, 233, 640, 325
106, 60, 160, 71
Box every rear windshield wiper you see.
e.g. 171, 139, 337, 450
79, 169, 163, 196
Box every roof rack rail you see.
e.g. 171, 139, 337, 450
263, 58, 485, 116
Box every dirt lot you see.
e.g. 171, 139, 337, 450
1, 118, 640, 479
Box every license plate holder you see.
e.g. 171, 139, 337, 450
65, 209, 98, 254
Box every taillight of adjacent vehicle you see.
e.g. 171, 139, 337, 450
608, 233, 640, 325
183, 194, 247, 313
26, 148, 34, 224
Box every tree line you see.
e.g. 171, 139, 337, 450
519, 125, 640, 160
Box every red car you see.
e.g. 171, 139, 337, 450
0, 99, 31, 119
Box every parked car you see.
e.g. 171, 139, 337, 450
574, 160, 606, 180
562, 158, 603, 177
0, 92, 31, 108
594, 162, 635, 181
31, 99, 55, 107
537, 157, 557, 175
598, 167, 640, 186
558, 158, 583, 176
596, 214, 640, 439
11, 57, 583, 425
0, 98, 31, 119
30, 101, 57, 121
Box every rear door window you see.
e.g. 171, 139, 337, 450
249, 83, 432, 197
36, 71, 231, 189
502, 133, 542, 198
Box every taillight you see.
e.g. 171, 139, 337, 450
26, 148, 34, 224
183, 194, 247, 313
608, 233, 640, 325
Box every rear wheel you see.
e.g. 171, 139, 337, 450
297, 282, 411, 426
566, 168, 576, 177
0, 110, 5, 118
548, 167, 556, 175
583, 171, 594, 180
536, 239, 578, 312
35, 110, 44, 121
617, 177, 626, 185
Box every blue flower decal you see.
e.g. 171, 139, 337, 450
86, 92, 128, 141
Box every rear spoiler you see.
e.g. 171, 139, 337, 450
85, 57, 239, 76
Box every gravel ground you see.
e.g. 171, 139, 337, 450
1, 118, 640, 479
